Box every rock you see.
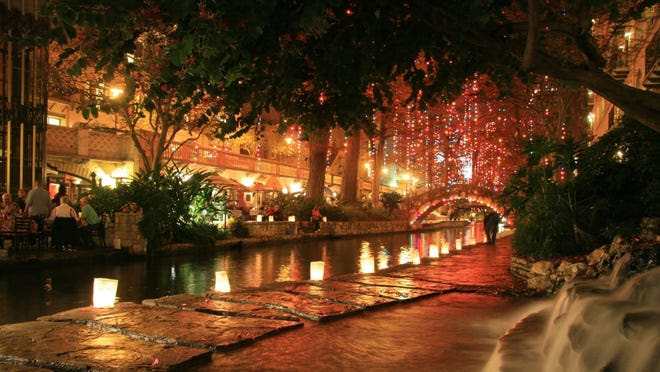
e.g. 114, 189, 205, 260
639, 217, 660, 241
609, 236, 632, 259
527, 276, 556, 293
530, 260, 554, 276
558, 261, 587, 282
587, 247, 610, 270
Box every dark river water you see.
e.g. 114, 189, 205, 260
0, 224, 490, 325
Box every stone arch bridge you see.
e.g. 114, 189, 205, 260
404, 184, 504, 225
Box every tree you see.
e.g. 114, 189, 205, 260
45, 1, 659, 178
339, 128, 361, 204
47, 3, 238, 171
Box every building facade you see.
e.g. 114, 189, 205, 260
1, 0, 48, 194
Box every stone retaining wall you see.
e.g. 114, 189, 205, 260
321, 220, 410, 235
112, 212, 148, 255
244, 221, 297, 236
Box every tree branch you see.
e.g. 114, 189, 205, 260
522, 0, 538, 70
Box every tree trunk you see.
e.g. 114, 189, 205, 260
340, 129, 361, 204
371, 127, 386, 205
306, 129, 330, 201
533, 55, 660, 133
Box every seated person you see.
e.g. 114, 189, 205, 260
0, 193, 18, 248
1, 193, 19, 218
50, 195, 80, 250
79, 196, 101, 248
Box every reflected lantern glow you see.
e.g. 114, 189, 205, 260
93, 278, 118, 308
360, 257, 375, 273
441, 242, 450, 255
399, 246, 412, 264
455, 239, 462, 251
429, 244, 439, 258
470, 237, 476, 246
310, 261, 325, 280
214, 271, 231, 292
288, 215, 296, 222
412, 250, 421, 265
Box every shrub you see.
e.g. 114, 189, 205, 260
119, 164, 226, 251
501, 116, 660, 259
575, 116, 660, 243
228, 218, 249, 238
501, 137, 591, 259
381, 192, 403, 212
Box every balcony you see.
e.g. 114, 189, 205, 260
45, 126, 347, 183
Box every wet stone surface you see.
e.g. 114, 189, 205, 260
335, 273, 455, 292
39, 302, 302, 351
210, 289, 363, 321
0, 321, 211, 371
142, 293, 300, 321
270, 282, 394, 308
315, 278, 439, 300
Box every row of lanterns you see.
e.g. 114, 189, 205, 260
255, 215, 328, 222
92, 235, 486, 308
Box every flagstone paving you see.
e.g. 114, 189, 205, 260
269, 282, 395, 308
335, 272, 456, 292
39, 302, 302, 351
312, 278, 439, 300
209, 288, 364, 321
142, 293, 301, 321
0, 321, 211, 370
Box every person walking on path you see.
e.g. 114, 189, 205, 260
483, 211, 500, 244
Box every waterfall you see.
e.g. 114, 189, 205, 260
486, 264, 660, 372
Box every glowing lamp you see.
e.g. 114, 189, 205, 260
322, 216, 327, 222
484, 235, 488, 243
412, 250, 421, 265
360, 257, 375, 274
441, 242, 450, 255
455, 239, 462, 251
93, 278, 118, 308
310, 261, 325, 280
429, 244, 439, 258
256, 215, 263, 222
470, 237, 476, 246
214, 271, 231, 292
288, 215, 296, 222
268, 215, 274, 222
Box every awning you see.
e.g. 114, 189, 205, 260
251, 182, 277, 192
265, 176, 282, 192
209, 174, 248, 191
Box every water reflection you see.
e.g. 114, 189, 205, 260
359, 242, 375, 274
0, 223, 487, 325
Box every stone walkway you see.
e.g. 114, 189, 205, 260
0, 233, 520, 371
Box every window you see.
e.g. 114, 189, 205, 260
47, 116, 62, 126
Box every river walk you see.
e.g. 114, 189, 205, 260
0, 231, 523, 371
